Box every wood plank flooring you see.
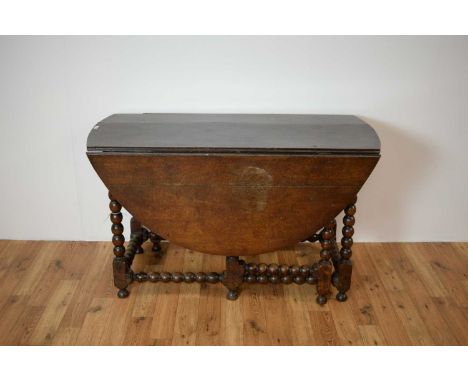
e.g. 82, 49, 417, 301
0, 240, 466, 345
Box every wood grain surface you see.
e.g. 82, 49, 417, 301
0, 240, 466, 345
88, 154, 379, 256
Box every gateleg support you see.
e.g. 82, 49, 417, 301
149, 232, 163, 255
316, 220, 335, 305
130, 217, 148, 254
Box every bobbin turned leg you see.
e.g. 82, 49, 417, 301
316, 220, 335, 305
328, 219, 339, 267
130, 217, 147, 254
149, 232, 163, 255
109, 192, 131, 298
222, 256, 245, 300
333, 199, 357, 302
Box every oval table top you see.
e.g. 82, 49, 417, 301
87, 113, 380, 156
87, 113, 380, 256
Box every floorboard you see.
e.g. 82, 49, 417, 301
0, 240, 466, 345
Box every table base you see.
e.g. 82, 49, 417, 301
109, 192, 357, 305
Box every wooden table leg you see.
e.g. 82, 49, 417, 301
130, 217, 147, 254
222, 256, 245, 300
109, 192, 132, 298
149, 232, 163, 255
333, 198, 357, 302
329, 219, 339, 267
316, 220, 334, 305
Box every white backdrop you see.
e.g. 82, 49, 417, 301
0, 36, 467, 242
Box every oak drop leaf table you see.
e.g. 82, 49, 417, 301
87, 114, 380, 305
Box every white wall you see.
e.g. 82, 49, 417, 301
0, 36, 467, 242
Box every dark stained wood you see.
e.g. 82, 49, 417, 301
88, 113, 381, 305
149, 232, 162, 254
109, 193, 125, 257
87, 113, 380, 155
316, 221, 335, 305
113, 258, 130, 298
130, 217, 145, 254
333, 201, 357, 302
88, 154, 379, 257
222, 256, 245, 300
108, 192, 131, 298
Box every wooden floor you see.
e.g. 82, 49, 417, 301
0, 240, 466, 345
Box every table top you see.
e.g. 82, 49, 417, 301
87, 113, 380, 155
